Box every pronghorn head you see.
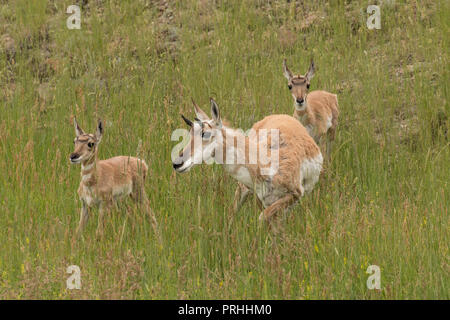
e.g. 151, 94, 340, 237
172, 98, 223, 173
70, 118, 103, 164
283, 59, 315, 110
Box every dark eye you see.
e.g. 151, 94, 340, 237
288, 84, 292, 90
306, 83, 310, 89
88, 142, 94, 148
201, 131, 211, 140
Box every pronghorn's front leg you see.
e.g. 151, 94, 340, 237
233, 183, 265, 213
76, 201, 89, 236
233, 183, 251, 213
258, 194, 297, 222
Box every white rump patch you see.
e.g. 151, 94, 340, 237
325, 116, 333, 132
299, 153, 323, 195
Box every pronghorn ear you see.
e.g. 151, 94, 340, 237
210, 98, 222, 127
192, 98, 210, 121
96, 119, 103, 143
305, 60, 315, 81
283, 59, 293, 81
74, 117, 84, 137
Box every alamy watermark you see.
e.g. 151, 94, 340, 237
66, 265, 81, 290
366, 265, 381, 290
67, 5, 81, 30
366, 1, 395, 30
366, 5, 381, 30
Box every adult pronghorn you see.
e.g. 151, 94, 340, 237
172, 98, 323, 221
70, 118, 156, 238
283, 59, 339, 160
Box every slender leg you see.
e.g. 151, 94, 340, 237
76, 201, 89, 236
254, 194, 264, 211
314, 135, 321, 145
258, 194, 297, 222
326, 128, 336, 162
233, 183, 251, 214
232, 185, 242, 213
96, 202, 108, 238
326, 138, 333, 161
316, 135, 326, 161
133, 184, 162, 245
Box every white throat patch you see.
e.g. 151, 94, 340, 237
295, 103, 306, 111
82, 163, 94, 171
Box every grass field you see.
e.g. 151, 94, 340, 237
0, 0, 448, 299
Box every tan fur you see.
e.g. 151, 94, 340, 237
245, 114, 321, 190
70, 119, 156, 238
283, 60, 339, 159
293, 90, 339, 142
231, 115, 322, 217
78, 156, 148, 204
173, 100, 323, 222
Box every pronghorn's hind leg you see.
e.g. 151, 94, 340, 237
325, 137, 332, 161
325, 126, 336, 161
317, 135, 328, 162
326, 112, 338, 161
130, 175, 146, 203
258, 194, 297, 222
131, 178, 162, 244
96, 201, 110, 238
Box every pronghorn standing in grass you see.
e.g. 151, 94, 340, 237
283, 59, 339, 160
172, 98, 323, 221
70, 118, 157, 238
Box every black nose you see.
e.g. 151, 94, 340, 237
173, 162, 183, 170
296, 98, 304, 104
70, 153, 78, 160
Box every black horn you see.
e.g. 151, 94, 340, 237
181, 114, 193, 127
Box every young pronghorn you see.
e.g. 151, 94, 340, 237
283, 59, 339, 160
172, 98, 323, 222
70, 118, 155, 238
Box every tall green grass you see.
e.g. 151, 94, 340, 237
0, 0, 448, 299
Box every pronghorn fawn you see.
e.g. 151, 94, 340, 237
70, 118, 155, 238
172, 98, 323, 222
283, 59, 339, 160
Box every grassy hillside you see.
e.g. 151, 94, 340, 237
0, 0, 448, 299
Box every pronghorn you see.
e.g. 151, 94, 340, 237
172, 98, 323, 221
70, 118, 154, 237
283, 59, 339, 160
